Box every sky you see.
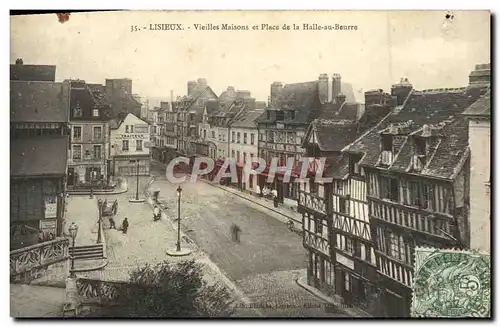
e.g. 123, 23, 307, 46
10, 10, 490, 104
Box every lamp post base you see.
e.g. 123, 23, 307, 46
129, 198, 145, 203
166, 248, 192, 257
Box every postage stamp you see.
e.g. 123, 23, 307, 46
411, 247, 491, 318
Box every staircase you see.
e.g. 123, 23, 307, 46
69, 245, 104, 261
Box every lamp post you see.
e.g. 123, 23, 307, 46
97, 199, 103, 244
128, 159, 144, 203
68, 222, 78, 278
166, 185, 191, 256
89, 169, 96, 199
176, 185, 182, 251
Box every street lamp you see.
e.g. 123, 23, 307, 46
68, 222, 78, 278
176, 185, 182, 252
130, 159, 140, 201
96, 199, 103, 244
89, 169, 97, 199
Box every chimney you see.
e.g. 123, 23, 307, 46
197, 78, 207, 87
187, 81, 197, 96
391, 78, 413, 106
468, 63, 491, 87
170, 90, 174, 111
318, 74, 329, 104
332, 73, 342, 100
15, 58, 23, 65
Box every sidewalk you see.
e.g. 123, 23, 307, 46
296, 276, 371, 317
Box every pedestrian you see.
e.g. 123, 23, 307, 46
153, 205, 161, 221
122, 217, 129, 234
271, 189, 279, 207
231, 223, 241, 243
109, 217, 116, 229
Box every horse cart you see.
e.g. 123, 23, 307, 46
99, 199, 118, 218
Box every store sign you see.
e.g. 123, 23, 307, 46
44, 197, 57, 218
336, 253, 355, 270
40, 219, 57, 231
120, 134, 145, 139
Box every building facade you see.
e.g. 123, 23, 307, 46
10, 71, 70, 249
67, 80, 113, 188
462, 63, 491, 253
110, 113, 151, 176
158, 101, 179, 164
298, 88, 392, 316
256, 74, 355, 207
175, 78, 218, 156
341, 71, 489, 317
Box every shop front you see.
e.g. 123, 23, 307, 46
113, 155, 151, 176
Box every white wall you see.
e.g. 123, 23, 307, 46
110, 113, 151, 157
468, 119, 490, 252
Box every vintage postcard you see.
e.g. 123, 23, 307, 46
9, 10, 491, 318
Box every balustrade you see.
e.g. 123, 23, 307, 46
10, 237, 69, 278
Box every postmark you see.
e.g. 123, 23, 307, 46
411, 247, 491, 318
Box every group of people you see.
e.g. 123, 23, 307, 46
108, 217, 129, 234
257, 185, 280, 208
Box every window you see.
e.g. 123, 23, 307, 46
212, 131, 216, 139
122, 140, 129, 151
422, 183, 433, 210
125, 125, 129, 133
382, 134, 393, 152
73, 126, 82, 140
237, 151, 240, 163
93, 145, 102, 160
414, 137, 426, 156
349, 154, 363, 176
232, 131, 235, 142
268, 131, 275, 142
409, 181, 421, 207
92, 109, 99, 117
73, 103, 82, 117
314, 218, 323, 234
290, 111, 295, 120
339, 197, 349, 214
276, 111, 284, 121
345, 238, 354, 254
389, 233, 411, 264
93, 126, 102, 141
380, 176, 399, 202
251, 133, 255, 145
231, 150, 235, 159
130, 125, 134, 133
203, 130, 207, 139
136, 140, 143, 151
344, 273, 351, 291
72, 145, 82, 160
243, 152, 247, 163
244, 133, 247, 144
376, 228, 387, 253
237, 132, 241, 143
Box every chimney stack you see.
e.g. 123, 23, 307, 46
468, 63, 491, 87
391, 78, 413, 106
187, 81, 197, 96
318, 73, 329, 104
15, 58, 23, 65
332, 73, 342, 101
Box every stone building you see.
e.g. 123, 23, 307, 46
105, 78, 142, 117
109, 113, 151, 176
67, 80, 113, 188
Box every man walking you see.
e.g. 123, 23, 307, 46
121, 217, 129, 234
271, 188, 279, 208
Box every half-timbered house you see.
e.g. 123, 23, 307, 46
342, 71, 490, 317
299, 89, 392, 315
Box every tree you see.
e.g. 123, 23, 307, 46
88, 260, 235, 317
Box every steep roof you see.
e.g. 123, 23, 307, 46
10, 64, 56, 82
344, 87, 486, 180
88, 84, 109, 106
205, 100, 221, 115
10, 81, 69, 123
230, 109, 264, 128
462, 89, 491, 117
10, 136, 69, 177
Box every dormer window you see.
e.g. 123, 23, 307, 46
381, 134, 394, 166
382, 134, 393, 151
92, 109, 99, 117
412, 136, 427, 172
290, 110, 295, 120
73, 102, 82, 117
349, 154, 364, 177
266, 111, 271, 120
276, 111, 285, 121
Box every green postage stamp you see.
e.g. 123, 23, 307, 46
411, 247, 491, 318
